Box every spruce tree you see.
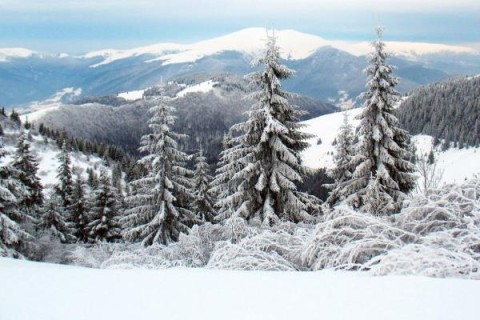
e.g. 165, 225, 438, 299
12, 134, 43, 211
342, 27, 416, 214
55, 142, 74, 209
87, 171, 122, 243
0, 142, 34, 257
211, 131, 242, 221
192, 149, 216, 223
123, 99, 196, 245
216, 32, 317, 225
325, 111, 354, 207
38, 192, 74, 243
70, 176, 90, 242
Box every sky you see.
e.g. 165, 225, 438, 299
0, 0, 479, 53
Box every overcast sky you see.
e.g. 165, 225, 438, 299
0, 0, 479, 53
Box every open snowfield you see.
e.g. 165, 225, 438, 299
301, 109, 480, 184
0, 257, 479, 320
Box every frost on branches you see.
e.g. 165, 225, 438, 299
87, 171, 122, 243
123, 99, 196, 246
216, 32, 318, 226
12, 133, 43, 212
211, 131, 241, 222
192, 150, 216, 223
325, 111, 354, 207
0, 141, 34, 257
343, 27, 416, 214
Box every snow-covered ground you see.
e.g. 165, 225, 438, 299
176, 80, 218, 97
301, 109, 480, 184
118, 89, 145, 101
0, 48, 36, 62
19, 87, 82, 123
0, 257, 478, 320
1, 131, 109, 191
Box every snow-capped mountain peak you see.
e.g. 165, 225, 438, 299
0, 48, 37, 62
81, 28, 479, 68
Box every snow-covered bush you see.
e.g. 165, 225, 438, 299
69, 243, 127, 268
300, 206, 416, 271
366, 179, 480, 279
69, 178, 480, 279
207, 221, 312, 271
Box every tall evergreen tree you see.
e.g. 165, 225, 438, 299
342, 27, 416, 214
123, 99, 196, 245
12, 134, 43, 210
211, 131, 241, 221
192, 149, 216, 223
87, 171, 122, 243
38, 192, 74, 243
216, 32, 317, 226
55, 142, 74, 209
70, 175, 90, 242
0, 142, 34, 257
325, 111, 354, 207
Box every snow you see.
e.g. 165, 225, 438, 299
118, 89, 145, 101
0, 48, 36, 62
82, 28, 479, 68
1, 130, 110, 192
334, 40, 477, 59
300, 109, 480, 184
20, 88, 82, 123
301, 108, 361, 169
83, 43, 187, 68
176, 80, 218, 97
0, 257, 479, 320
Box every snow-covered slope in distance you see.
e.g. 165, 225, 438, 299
1, 257, 479, 320
0, 48, 37, 62
19, 88, 82, 123
82, 28, 479, 67
1, 129, 109, 191
301, 109, 480, 184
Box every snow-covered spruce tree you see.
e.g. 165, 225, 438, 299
12, 133, 43, 211
192, 149, 216, 223
343, 27, 416, 214
211, 131, 243, 222
38, 192, 75, 243
217, 33, 318, 226
55, 141, 74, 210
0, 142, 34, 257
325, 110, 354, 207
70, 175, 90, 242
87, 171, 122, 243
123, 98, 196, 245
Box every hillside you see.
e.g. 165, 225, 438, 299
22, 75, 336, 161
1, 28, 479, 106
0, 116, 112, 193
397, 75, 480, 148
300, 108, 480, 184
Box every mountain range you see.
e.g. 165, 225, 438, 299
2, 28, 480, 107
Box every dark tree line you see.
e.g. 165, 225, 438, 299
398, 76, 480, 149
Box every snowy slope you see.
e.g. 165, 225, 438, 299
301, 109, 480, 184
117, 89, 145, 101
0, 48, 37, 62
176, 80, 218, 97
19, 88, 82, 123
0, 257, 479, 320
83, 28, 479, 67
1, 130, 109, 191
